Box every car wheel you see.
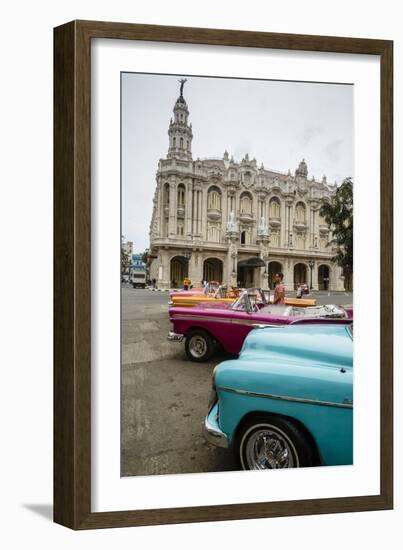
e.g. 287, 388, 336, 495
237, 414, 314, 470
185, 330, 216, 362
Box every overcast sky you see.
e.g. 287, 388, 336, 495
122, 73, 353, 252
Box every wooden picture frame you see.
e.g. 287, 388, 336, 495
54, 20, 393, 529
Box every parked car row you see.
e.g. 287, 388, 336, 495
166, 285, 353, 471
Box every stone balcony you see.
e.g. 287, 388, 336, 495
239, 211, 253, 223
207, 208, 222, 221
293, 220, 307, 231
319, 224, 330, 235
269, 217, 281, 228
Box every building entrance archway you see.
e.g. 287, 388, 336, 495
294, 263, 307, 289
170, 256, 188, 288
318, 264, 330, 290
203, 258, 223, 283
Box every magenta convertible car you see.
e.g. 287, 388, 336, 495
168, 289, 353, 362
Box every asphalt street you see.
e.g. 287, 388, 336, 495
121, 286, 353, 477
121, 285, 238, 477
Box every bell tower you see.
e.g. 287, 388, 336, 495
167, 79, 193, 161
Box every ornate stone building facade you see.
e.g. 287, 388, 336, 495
149, 83, 345, 291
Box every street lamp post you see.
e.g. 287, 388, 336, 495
308, 260, 314, 290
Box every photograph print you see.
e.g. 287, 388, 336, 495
121, 72, 353, 477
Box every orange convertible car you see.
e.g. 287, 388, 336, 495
169, 285, 316, 308
169, 284, 241, 308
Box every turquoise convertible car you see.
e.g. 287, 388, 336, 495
203, 324, 353, 469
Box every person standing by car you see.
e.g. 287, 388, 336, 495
273, 272, 286, 305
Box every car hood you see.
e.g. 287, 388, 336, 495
214, 325, 353, 404
240, 324, 352, 366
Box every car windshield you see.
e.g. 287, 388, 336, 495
203, 282, 220, 294
231, 288, 268, 312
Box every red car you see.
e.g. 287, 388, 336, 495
168, 289, 353, 362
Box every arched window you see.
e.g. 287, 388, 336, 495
207, 187, 222, 210
269, 198, 281, 218
173, 137, 176, 148
240, 193, 252, 214
177, 184, 185, 206
180, 137, 184, 149
295, 202, 306, 222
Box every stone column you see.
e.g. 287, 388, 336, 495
157, 250, 170, 289
280, 199, 286, 248
308, 208, 313, 248
192, 190, 197, 237
312, 261, 319, 290
313, 207, 319, 249
221, 189, 227, 244
197, 190, 202, 235
158, 181, 166, 238
193, 190, 198, 235
290, 202, 295, 249
332, 264, 345, 291
186, 182, 193, 237
201, 187, 207, 239
188, 251, 199, 285
168, 182, 176, 237
284, 258, 293, 291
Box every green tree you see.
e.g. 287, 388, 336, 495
141, 249, 149, 264
320, 177, 353, 278
121, 246, 131, 275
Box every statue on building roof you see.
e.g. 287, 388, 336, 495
178, 78, 187, 97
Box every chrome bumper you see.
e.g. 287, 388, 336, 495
167, 331, 184, 342
203, 402, 229, 449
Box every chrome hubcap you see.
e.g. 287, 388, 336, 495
188, 335, 207, 358
244, 428, 297, 469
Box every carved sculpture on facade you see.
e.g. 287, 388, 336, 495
226, 210, 238, 233
257, 216, 269, 237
